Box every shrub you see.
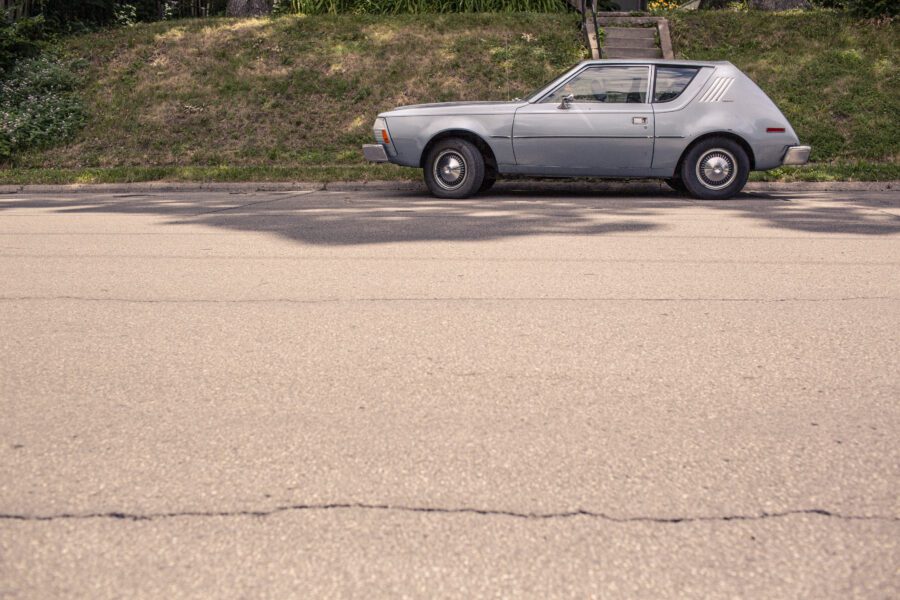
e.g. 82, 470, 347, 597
114, 3, 139, 26
0, 55, 85, 162
811, 0, 897, 16
845, 0, 897, 18
0, 16, 48, 75
9, 1, 230, 28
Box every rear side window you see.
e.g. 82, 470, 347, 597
653, 67, 700, 103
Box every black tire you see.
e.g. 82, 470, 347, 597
423, 138, 485, 199
664, 177, 687, 194
680, 137, 750, 200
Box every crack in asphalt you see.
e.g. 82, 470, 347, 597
1, 503, 896, 524
3, 255, 898, 266
0, 296, 896, 304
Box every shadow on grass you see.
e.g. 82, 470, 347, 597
0, 185, 898, 245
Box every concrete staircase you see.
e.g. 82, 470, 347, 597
563, 5, 675, 61
598, 14, 674, 60
602, 26, 661, 59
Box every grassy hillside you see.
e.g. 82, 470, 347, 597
1, 10, 897, 183
8, 14, 584, 178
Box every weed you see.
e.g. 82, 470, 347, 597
0, 54, 85, 161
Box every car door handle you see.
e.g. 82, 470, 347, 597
632, 117, 648, 124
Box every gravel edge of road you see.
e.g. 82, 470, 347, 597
0, 180, 896, 195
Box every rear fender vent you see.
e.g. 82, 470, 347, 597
699, 77, 735, 103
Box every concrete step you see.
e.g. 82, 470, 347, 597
602, 37, 658, 49
598, 16, 662, 26
602, 47, 663, 59
603, 26, 656, 40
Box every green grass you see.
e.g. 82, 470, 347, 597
1, 163, 894, 185
749, 162, 899, 182
0, 164, 419, 185
1, 10, 897, 183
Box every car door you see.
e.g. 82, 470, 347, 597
512, 65, 654, 176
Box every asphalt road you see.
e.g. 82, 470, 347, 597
1, 185, 898, 598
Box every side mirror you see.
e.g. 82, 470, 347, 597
558, 94, 574, 110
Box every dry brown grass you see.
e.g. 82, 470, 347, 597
17, 14, 585, 169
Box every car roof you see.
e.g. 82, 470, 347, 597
524, 59, 737, 103
579, 59, 732, 67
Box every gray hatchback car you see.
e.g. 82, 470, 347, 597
363, 59, 810, 199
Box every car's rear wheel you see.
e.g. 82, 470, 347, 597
424, 138, 485, 199
680, 137, 750, 200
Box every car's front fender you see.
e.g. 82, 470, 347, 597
383, 113, 516, 168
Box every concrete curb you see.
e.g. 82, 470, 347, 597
0, 179, 896, 195
0, 181, 327, 194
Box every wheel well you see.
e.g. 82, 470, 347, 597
420, 130, 498, 173
675, 132, 756, 176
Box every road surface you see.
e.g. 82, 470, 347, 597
1, 186, 898, 598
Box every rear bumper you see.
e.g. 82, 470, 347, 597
362, 144, 389, 163
782, 145, 811, 166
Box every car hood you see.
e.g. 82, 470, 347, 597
380, 101, 525, 117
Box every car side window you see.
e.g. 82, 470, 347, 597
542, 66, 650, 104
653, 67, 700, 103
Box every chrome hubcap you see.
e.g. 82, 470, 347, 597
433, 150, 467, 191
696, 149, 737, 190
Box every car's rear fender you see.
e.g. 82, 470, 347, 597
653, 65, 801, 173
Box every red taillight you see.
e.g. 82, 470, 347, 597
766, 127, 786, 133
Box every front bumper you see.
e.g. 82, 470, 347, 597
782, 145, 811, 166
362, 144, 389, 163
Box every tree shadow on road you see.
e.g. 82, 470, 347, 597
0, 184, 897, 245
701, 189, 900, 236
483, 184, 900, 236
0, 189, 667, 245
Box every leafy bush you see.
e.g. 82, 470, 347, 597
0, 55, 85, 161
808, 0, 896, 16
37, 0, 118, 26
114, 3, 139, 26
843, 0, 897, 18
705, 0, 897, 16
9, 1, 230, 27
0, 16, 48, 74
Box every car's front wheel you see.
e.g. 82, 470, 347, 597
423, 138, 485, 199
680, 137, 750, 200
479, 167, 497, 194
